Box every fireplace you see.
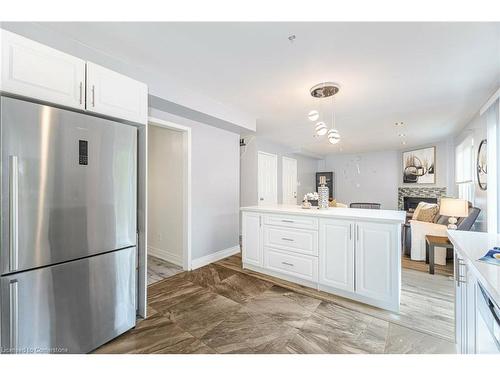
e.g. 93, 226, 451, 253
403, 196, 438, 213
398, 187, 446, 210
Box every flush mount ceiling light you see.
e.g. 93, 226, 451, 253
315, 122, 327, 136
395, 122, 404, 126
308, 110, 319, 121
310, 82, 341, 98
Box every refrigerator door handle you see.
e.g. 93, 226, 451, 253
9, 155, 19, 272
10, 280, 19, 351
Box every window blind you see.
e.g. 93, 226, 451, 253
455, 134, 474, 184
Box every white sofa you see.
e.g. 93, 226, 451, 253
409, 220, 448, 265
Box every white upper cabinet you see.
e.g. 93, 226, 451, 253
319, 218, 355, 292
355, 221, 399, 306
1, 29, 86, 109
86, 62, 148, 124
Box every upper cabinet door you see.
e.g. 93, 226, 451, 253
355, 221, 399, 307
1, 30, 86, 110
86, 62, 148, 124
319, 218, 355, 292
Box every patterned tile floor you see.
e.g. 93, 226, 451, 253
95, 254, 456, 354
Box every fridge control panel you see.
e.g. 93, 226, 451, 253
79, 140, 88, 165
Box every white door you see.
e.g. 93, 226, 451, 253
86, 62, 148, 124
258, 151, 277, 206
319, 219, 355, 292
282, 157, 298, 205
1, 29, 86, 109
355, 221, 399, 306
242, 212, 262, 267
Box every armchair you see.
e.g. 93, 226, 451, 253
409, 220, 448, 264
403, 203, 480, 265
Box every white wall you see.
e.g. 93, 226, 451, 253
319, 150, 400, 209
147, 126, 184, 265
240, 137, 319, 208
453, 112, 489, 231
150, 107, 240, 261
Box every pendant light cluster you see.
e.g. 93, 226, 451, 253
308, 82, 341, 145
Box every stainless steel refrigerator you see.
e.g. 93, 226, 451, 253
0, 96, 137, 354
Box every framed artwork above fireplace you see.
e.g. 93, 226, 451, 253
402, 146, 436, 184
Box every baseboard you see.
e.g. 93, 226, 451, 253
191, 245, 241, 270
148, 246, 183, 267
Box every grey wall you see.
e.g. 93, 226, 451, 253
318, 140, 454, 210
150, 108, 240, 260
240, 137, 319, 208
319, 150, 400, 209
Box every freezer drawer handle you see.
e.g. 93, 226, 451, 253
10, 280, 19, 352
9, 155, 19, 271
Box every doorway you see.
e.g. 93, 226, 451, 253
282, 156, 298, 205
257, 151, 278, 205
147, 118, 192, 286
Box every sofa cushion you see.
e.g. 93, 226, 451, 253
413, 202, 439, 222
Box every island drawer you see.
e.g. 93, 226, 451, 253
264, 247, 318, 283
263, 214, 319, 230
263, 226, 318, 256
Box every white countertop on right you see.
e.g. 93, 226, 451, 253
448, 230, 500, 305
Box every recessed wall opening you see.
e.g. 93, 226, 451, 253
147, 119, 191, 286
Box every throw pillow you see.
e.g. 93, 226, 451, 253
411, 202, 425, 219
415, 203, 440, 223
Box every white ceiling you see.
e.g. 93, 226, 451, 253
39, 22, 500, 155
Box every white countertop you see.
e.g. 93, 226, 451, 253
448, 230, 500, 305
240, 204, 406, 224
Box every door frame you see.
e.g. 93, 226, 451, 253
257, 151, 278, 205
282, 156, 298, 205
147, 117, 192, 272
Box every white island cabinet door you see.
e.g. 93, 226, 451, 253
1, 30, 86, 109
355, 221, 399, 309
319, 219, 354, 292
242, 212, 263, 267
86, 62, 148, 124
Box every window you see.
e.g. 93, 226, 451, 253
455, 134, 474, 203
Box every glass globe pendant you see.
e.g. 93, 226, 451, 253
315, 122, 327, 136
308, 110, 319, 121
327, 128, 340, 144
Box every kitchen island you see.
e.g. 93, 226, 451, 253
241, 205, 406, 312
